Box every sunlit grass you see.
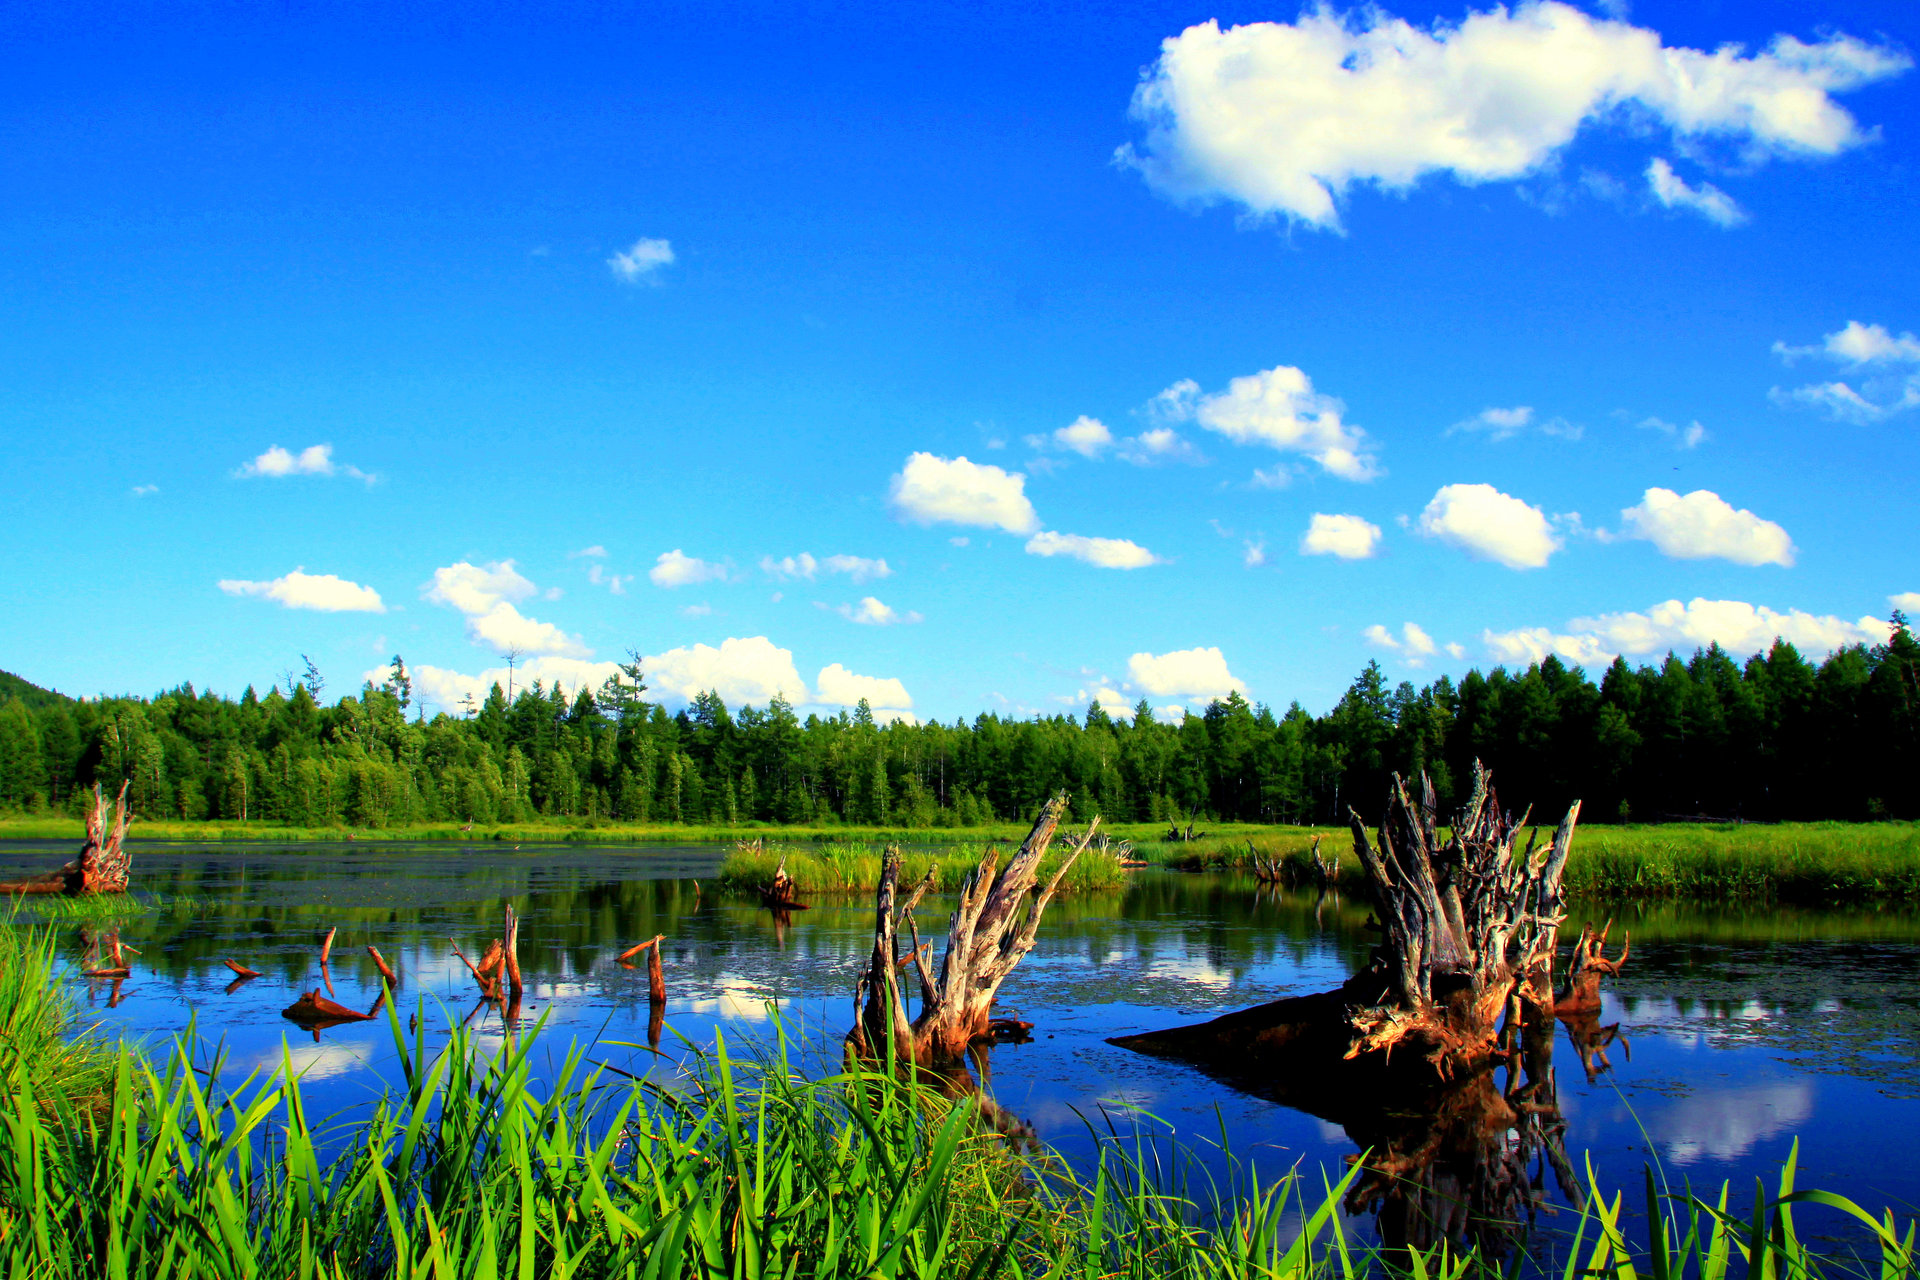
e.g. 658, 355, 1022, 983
718, 840, 1131, 897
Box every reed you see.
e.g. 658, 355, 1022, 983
718, 840, 1132, 897
0, 924, 118, 1111
0, 966, 1912, 1277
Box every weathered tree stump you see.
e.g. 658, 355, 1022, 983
847, 794, 1090, 1070
1554, 921, 1629, 1016
282, 990, 376, 1030
1113, 765, 1578, 1093
759, 853, 808, 911
1, 782, 133, 896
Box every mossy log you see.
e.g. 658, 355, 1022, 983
847, 793, 1089, 1069
1114, 765, 1581, 1089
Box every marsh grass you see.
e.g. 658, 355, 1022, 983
0, 925, 117, 1111
718, 840, 1131, 897
1136, 823, 1920, 904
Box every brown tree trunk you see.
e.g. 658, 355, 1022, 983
1114, 765, 1579, 1090
848, 793, 1091, 1069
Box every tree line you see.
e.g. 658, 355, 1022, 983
0, 614, 1914, 828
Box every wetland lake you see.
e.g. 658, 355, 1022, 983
8, 838, 1919, 1254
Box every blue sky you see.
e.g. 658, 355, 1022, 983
3, 0, 1917, 723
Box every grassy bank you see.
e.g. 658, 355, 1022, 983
0, 923, 1914, 1276
1139, 822, 1920, 903
0, 925, 118, 1111
718, 840, 1133, 897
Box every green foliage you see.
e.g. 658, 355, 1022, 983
1, 611, 1916, 830
0, 923, 117, 1111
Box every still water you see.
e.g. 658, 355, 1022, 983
5, 840, 1918, 1258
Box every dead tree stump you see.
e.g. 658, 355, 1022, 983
1113, 765, 1578, 1091
847, 794, 1091, 1070
0, 782, 133, 896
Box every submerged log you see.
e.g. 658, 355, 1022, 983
1113, 765, 1578, 1091
223, 959, 260, 978
847, 793, 1090, 1069
282, 990, 376, 1030
1, 782, 133, 896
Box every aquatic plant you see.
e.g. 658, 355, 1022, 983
719, 838, 1129, 897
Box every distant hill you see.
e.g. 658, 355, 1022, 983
0, 669, 72, 710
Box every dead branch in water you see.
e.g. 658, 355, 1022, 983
366, 946, 398, 988
848, 793, 1088, 1069
223, 959, 260, 978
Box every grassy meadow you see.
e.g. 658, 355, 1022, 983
717, 839, 1133, 897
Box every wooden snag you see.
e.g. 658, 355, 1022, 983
847, 792, 1091, 1069
617, 935, 663, 963
617, 935, 668, 1006
504, 904, 523, 1002
223, 959, 260, 978
1553, 920, 1630, 1016
282, 990, 376, 1029
319, 927, 337, 965
1113, 764, 1581, 1092
1, 782, 134, 897
760, 854, 808, 911
366, 945, 398, 988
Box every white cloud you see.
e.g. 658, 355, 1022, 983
1646, 158, 1747, 226
609, 237, 674, 283
1417, 483, 1561, 569
1891, 592, 1920, 614
1119, 4, 1907, 231
888, 453, 1040, 533
648, 637, 807, 706
1364, 622, 1441, 665
571, 545, 608, 558
1771, 322, 1920, 422
1127, 647, 1246, 700
817, 663, 915, 720
1054, 416, 1114, 457
219, 568, 386, 613
1118, 426, 1203, 465
586, 564, 635, 594
760, 553, 893, 584
1300, 513, 1383, 560
1161, 365, 1379, 481
405, 656, 624, 715
131, 484, 158, 496
424, 559, 585, 656
1619, 488, 1794, 566
836, 596, 923, 625
1242, 539, 1267, 568
948, 536, 969, 547
1638, 416, 1709, 449
426, 560, 536, 615
1449, 405, 1583, 441
680, 603, 712, 617
1483, 596, 1892, 667
1023, 531, 1161, 569
236, 443, 376, 483
650, 549, 728, 588
1775, 320, 1920, 365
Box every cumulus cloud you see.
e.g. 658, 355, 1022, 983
1053, 416, 1115, 457
1300, 513, 1383, 560
648, 636, 807, 706
1891, 592, 1920, 614
1771, 322, 1920, 422
609, 237, 674, 283
1119, 3, 1907, 231
1449, 405, 1583, 441
760, 552, 893, 584
650, 549, 728, 588
1638, 416, 1709, 449
817, 663, 915, 720
1483, 596, 1892, 667
236, 443, 375, 483
836, 596, 922, 625
1158, 365, 1379, 480
1023, 530, 1161, 569
1646, 157, 1747, 227
1417, 483, 1561, 569
1127, 647, 1246, 700
571, 545, 608, 558
219, 568, 386, 613
1618, 488, 1794, 566
888, 453, 1040, 533
1364, 622, 1441, 665
424, 559, 586, 656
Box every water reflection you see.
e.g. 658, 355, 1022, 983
4, 842, 1920, 1256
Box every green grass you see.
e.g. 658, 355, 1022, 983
0, 924, 119, 1112
718, 840, 1132, 897
1136, 823, 1920, 904
0, 916, 1916, 1276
